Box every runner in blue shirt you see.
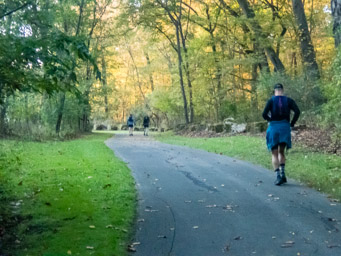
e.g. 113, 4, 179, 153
262, 83, 300, 185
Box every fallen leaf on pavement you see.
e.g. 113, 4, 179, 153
327, 244, 341, 248
225, 244, 230, 252
281, 241, 295, 248
127, 245, 136, 252
234, 236, 243, 240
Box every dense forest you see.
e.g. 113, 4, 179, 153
1, 0, 341, 140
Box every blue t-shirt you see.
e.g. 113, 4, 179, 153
262, 96, 300, 127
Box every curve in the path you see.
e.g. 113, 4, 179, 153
105, 133, 341, 256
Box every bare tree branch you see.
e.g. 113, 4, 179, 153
154, 25, 178, 52
0, 1, 31, 19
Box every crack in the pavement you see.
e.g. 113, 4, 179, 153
156, 197, 176, 256
180, 170, 218, 192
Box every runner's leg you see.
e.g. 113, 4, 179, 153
272, 146, 283, 185
278, 143, 286, 165
278, 143, 287, 183
272, 147, 279, 170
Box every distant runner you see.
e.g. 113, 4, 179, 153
127, 114, 135, 136
143, 115, 150, 136
262, 83, 300, 185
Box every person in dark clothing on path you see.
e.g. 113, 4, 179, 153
143, 115, 150, 136
127, 114, 135, 136
262, 83, 300, 186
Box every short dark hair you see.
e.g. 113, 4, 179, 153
274, 83, 284, 90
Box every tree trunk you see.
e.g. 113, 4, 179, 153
101, 55, 109, 116
127, 45, 146, 101
179, 34, 194, 123
291, 52, 298, 75
292, 0, 320, 80
145, 52, 155, 91
251, 61, 259, 120
331, 0, 341, 47
55, 0, 85, 135
236, 0, 285, 72
175, 24, 190, 124
210, 31, 223, 122
0, 96, 8, 136
55, 92, 66, 134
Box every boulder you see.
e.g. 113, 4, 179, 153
223, 117, 247, 134
96, 124, 107, 130
231, 123, 246, 133
224, 123, 232, 133
213, 123, 224, 133
111, 126, 118, 131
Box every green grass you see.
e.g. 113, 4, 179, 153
0, 134, 136, 256
155, 132, 341, 201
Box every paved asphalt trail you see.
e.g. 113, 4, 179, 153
105, 133, 341, 256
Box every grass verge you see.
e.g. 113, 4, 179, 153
0, 133, 136, 256
155, 132, 341, 201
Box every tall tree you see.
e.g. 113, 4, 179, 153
236, 0, 285, 72
331, 0, 341, 47
292, 0, 320, 79
155, 0, 195, 123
